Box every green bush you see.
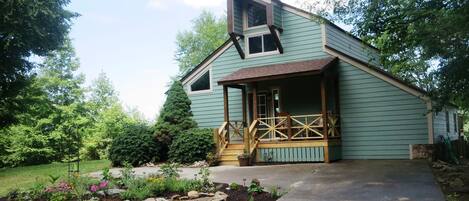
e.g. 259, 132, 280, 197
168, 129, 214, 163
108, 124, 162, 167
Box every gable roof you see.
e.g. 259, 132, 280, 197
180, 1, 428, 100
219, 57, 337, 85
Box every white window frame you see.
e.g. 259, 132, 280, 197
187, 68, 213, 95
245, 31, 280, 58
243, 0, 268, 31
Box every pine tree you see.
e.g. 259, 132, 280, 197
154, 81, 197, 154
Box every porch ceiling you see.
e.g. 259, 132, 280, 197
218, 57, 337, 85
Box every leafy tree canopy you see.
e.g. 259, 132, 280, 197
301, 0, 468, 115
175, 10, 228, 75
0, 0, 78, 127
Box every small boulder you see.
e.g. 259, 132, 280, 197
188, 191, 200, 199
170, 194, 180, 200
449, 178, 465, 189
144, 198, 156, 201
212, 191, 228, 201
156, 198, 168, 201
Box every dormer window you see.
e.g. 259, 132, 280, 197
247, 33, 278, 56
247, 1, 267, 28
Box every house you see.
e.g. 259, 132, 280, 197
180, 0, 460, 165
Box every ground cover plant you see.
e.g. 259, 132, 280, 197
0, 160, 110, 197
1, 163, 284, 201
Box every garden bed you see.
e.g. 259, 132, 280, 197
432, 159, 469, 201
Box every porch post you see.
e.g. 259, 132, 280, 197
242, 85, 247, 126
321, 75, 328, 140
223, 85, 229, 122
321, 74, 330, 163
252, 83, 258, 120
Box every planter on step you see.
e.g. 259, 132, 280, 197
238, 154, 250, 166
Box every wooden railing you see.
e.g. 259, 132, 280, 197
215, 121, 245, 157
255, 114, 340, 141
247, 120, 259, 155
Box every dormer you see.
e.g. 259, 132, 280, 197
227, 0, 284, 59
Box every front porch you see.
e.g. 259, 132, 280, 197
213, 58, 342, 164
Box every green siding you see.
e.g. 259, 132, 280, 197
325, 24, 380, 66
257, 147, 324, 162
338, 61, 429, 159
233, 0, 243, 34
433, 107, 459, 142
187, 9, 327, 128
273, 4, 283, 28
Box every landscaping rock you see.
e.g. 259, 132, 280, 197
188, 161, 209, 168
449, 178, 465, 189
188, 191, 200, 199
156, 198, 169, 201
170, 194, 181, 200
212, 191, 228, 201
107, 188, 126, 195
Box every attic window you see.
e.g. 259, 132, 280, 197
247, 34, 278, 55
190, 70, 211, 93
247, 1, 267, 28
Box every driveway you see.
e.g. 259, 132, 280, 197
90, 160, 444, 201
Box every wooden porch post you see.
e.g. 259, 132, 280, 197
321, 74, 330, 163
252, 83, 258, 120
223, 85, 229, 122
242, 85, 247, 126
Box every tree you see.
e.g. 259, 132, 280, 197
175, 10, 228, 74
88, 72, 119, 115
301, 0, 468, 114
0, 0, 78, 127
153, 81, 197, 158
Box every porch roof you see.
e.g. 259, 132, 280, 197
218, 57, 337, 85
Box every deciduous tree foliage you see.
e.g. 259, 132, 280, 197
153, 81, 197, 157
0, 0, 78, 127
175, 11, 228, 75
302, 0, 468, 114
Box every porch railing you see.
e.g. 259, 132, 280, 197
256, 114, 340, 141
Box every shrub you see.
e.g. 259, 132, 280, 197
168, 128, 215, 163
108, 124, 162, 167
120, 179, 152, 200
164, 178, 201, 193
159, 163, 181, 179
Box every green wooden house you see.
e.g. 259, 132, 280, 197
181, 0, 461, 165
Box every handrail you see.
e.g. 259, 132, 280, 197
216, 122, 229, 158
248, 120, 260, 155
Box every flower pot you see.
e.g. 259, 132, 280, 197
238, 156, 250, 166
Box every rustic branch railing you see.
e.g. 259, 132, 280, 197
257, 116, 290, 141
291, 114, 324, 140
215, 122, 229, 157
248, 120, 259, 155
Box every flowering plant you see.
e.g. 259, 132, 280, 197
44, 181, 72, 193
89, 180, 109, 195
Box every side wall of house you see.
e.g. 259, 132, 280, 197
185, 9, 328, 128
338, 61, 429, 159
433, 107, 460, 142
324, 24, 381, 67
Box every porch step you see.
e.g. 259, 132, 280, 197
219, 144, 245, 166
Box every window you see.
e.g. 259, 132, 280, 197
272, 89, 280, 117
453, 113, 457, 133
445, 111, 450, 133
247, 34, 278, 55
247, 1, 267, 28
190, 70, 211, 92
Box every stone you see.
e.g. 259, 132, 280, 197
107, 188, 126, 195
144, 198, 156, 201
179, 196, 190, 200
449, 178, 465, 189
188, 191, 200, 199
170, 194, 180, 200
212, 191, 228, 201
156, 198, 168, 201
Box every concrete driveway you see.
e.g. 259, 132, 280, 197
90, 160, 444, 201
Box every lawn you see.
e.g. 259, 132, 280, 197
0, 160, 111, 197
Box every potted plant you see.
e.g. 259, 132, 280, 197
238, 150, 251, 166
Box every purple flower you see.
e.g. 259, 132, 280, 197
99, 181, 109, 189
90, 184, 99, 192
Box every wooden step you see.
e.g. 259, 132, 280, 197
219, 160, 239, 166
220, 154, 238, 161
222, 149, 244, 155
226, 144, 244, 149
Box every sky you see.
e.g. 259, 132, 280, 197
67, 0, 302, 121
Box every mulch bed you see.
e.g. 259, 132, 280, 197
1, 183, 280, 201
431, 159, 469, 201
217, 183, 278, 201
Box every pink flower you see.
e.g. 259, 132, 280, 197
90, 184, 99, 192
99, 181, 109, 189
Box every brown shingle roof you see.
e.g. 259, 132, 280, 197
218, 57, 337, 85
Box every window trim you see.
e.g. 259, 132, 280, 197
243, 0, 268, 30
187, 68, 213, 95
245, 31, 280, 58
445, 111, 450, 133
453, 113, 458, 133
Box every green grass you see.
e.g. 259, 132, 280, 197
0, 160, 111, 197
